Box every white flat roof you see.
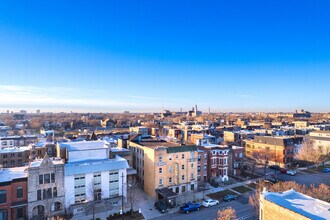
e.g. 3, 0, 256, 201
0, 166, 28, 182
60, 140, 108, 151
263, 189, 330, 219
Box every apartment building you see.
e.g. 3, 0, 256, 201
231, 146, 244, 176
200, 144, 231, 182
60, 141, 129, 216
129, 135, 198, 204
0, 166, 28, 220
245, 136, 295, 168
129, 126, 149, 138
260, 189, 330, 220
27, 156, 65, 220
0, 146, 30, 168
309, 130, 330, 155
197, 149, 208, 186
0, 135, 38, 148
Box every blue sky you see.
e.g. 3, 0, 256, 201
0, 0, 330, 113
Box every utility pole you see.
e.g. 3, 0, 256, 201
121, 172, 124, 220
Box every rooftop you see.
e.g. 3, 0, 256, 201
30, 158, 64, 167
136, 138, 180, 148
0, 146, 30, 153
59, 140, 108, 151
262, 189, 330, 220
0, 166, 28, 182
65, 156, 129, 176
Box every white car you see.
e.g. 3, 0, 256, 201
287, 170, 297, 176
202, 199, 219, 207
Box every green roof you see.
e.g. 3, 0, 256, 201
166, 145, 198, 153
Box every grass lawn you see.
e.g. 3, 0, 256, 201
231, 185, 252, 194
207, 189, 238, 200
246, 183, 257, 189
316, 165, 330, 172
303, 169, 318, 174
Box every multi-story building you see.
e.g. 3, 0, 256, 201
230, 146, 244, 176
309, 130, 330, 155
260, 189, 330, 220
200, 144, 230, 182
0, 166, 28, 220
0, 146, 30, 168
0, 135, 38, 148
245, 136, 295, 168
60, 141, 129, 216
197, 149, 208, 186
129, 127, 149, 138
27, 156, 65, 219
129, 135, 198, 204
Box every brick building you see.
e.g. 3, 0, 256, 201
0, 166, 28, 220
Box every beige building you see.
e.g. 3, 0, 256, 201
293, 121, 309, 129
309, 130, 330, 155
260, 189, 330, 220
129, 135, 198, 204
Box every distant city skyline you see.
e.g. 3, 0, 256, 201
1, 1, 330, 112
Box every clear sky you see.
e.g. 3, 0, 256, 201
0, 0, 330, 113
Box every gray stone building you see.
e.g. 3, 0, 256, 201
27, 155, 66, 220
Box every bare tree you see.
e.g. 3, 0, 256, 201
249, 181, 330, 215
297, 138, 324, 169
217, 207, 236, 220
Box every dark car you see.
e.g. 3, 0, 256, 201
269, 165, 280, 170
180, 202, 201, 213
265, 176, 279, 184
154, 201, 169, 213
223, 194, 238, 202
280, 168, 287, 174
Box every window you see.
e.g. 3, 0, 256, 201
198, 155, 201, 161
159, 178, 163, 186
17, 186, 23, 199
182, 165, 185, 170
204, 165, 207, 171
18, 153, 22, 157
159, 155, 163, 162
212, 151, 216, 155
0, 190, 6, 204
44, 174, 50, 184
182, 185, 186, 192
169, 177, 172, 183
182, 175, 185, 181
37, 190, 42, 200
17, 208, 23, 218
53, 187, 57, 197
0, 210, 8, 220
204, 154, 207, 159
176, 153, 178, 159
197, 166, 201, 172
51, 173, 55, 183
182, 154, 185, 159
191, 173, 194, 180
224, 158, 227, 165
220, 151, 223, 155
169, 154, 172, 161
169, 166, 173, 173
39, 175, 43, 184
191, 163, 194, 168
159, 168, 163, 174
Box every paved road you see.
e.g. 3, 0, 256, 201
276, 170, 330, 186
152, 193, 255, 220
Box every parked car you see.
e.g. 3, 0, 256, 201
154, 201, 169, 213
269, 165, 280, 170
280, 168, 287, 174
322, 168, 330, 173
265, 176, 279, 184
287, 170, 297, 176
223, 194, 238, 202
180, 202, 201, 213
202, 199, 219, 207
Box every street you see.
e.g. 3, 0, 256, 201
152, 193, 255, 220
276, 170, 330, 186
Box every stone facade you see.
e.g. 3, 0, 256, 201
27, 156, 65, 219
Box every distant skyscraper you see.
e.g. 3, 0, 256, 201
36, 109, 40, 114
